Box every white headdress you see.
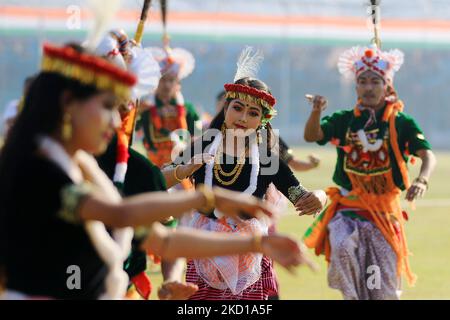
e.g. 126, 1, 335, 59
337, 44, 404, 84
337, 0, 406, 84
96, 31, 161, 100
148, 47, 195, 80
224, 46, 277, 125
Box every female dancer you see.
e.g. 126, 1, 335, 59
164, 48, 327, 300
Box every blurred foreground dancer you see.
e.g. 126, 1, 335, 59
0, 43, 307, 300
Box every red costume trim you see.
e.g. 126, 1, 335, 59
43, 43, 136, 86
224, 83, 276, 107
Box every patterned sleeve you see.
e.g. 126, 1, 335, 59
270, 156, 309, 204
58, 183, 93, 225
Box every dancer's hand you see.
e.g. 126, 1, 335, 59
295, 190, 327, 216
181, 153, 214, 178
213, 187, 278, 221
158, 281, 198, 300
287, 154, 320, 172
307, 154, 321, 169
261, 235, 318, 273
406, 177, 428, 202
305, 94, 327, 112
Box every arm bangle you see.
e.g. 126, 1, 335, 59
173, 165, 184, 183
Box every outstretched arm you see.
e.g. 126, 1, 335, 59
142, 222, 316, 272
79, 186, 275, 228
158, 258, 198, 300
162, 153, 213, 188
288, 155, 320, 172
304, 95, 327, 142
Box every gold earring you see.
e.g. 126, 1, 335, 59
221, 123, 226, 134
62, 113, 72, 141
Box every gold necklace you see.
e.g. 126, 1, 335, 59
213, 143, 247, 186
216, 162, 241, 177
215, 150, 243, 177
213, 163, 244, 186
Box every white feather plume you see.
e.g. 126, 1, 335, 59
84, 0, 122, 51
382, 49, 404, 72
337, 46, 364, 79
233, 46, 264, 82
129, 46, 162, 99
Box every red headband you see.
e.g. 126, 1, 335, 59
43, 43, 136, 86
224, 83, 276, 108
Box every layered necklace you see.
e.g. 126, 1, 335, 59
205, 131, 260, 218
213, 141, 247, 186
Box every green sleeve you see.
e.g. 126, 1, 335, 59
124, 149, 170, 243
397, 113, 432, 156
185, 102, 200, 136
125, 148, 167, 194
129, 151, 178, 229
185, 102, 200, 121
317, 110, 352, 146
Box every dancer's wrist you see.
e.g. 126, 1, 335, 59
414, 176, 429, 189
196, 184, 216, 214
252, 234, 264, 253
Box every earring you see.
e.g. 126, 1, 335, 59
62, 113, 72, 142
256, 126, 263, 145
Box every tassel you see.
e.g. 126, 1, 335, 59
131, 272, 152, 300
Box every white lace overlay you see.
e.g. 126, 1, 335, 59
188, 212, 268, 295
191, 131, 267, 295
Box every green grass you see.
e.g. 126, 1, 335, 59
146, 146, 450, 300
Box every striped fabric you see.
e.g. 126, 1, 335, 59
186, 256, 278, 300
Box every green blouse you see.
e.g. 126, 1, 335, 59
318, 107, 431, 191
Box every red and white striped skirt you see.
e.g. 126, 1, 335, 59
186, 256, 278, 300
